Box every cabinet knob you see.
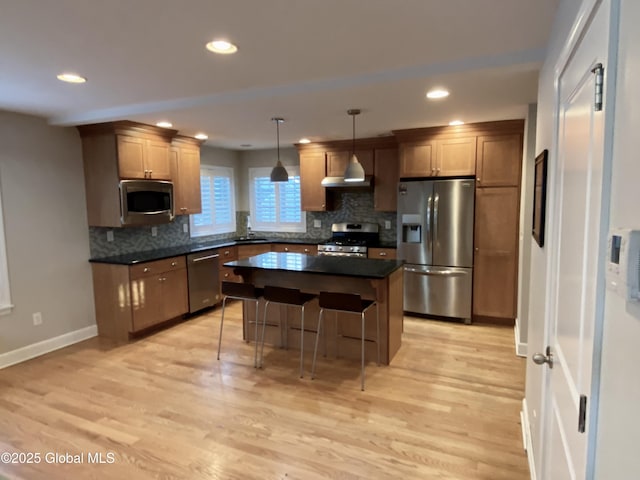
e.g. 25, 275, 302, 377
475, 247, 479, 252
180, 207, 187, 212
437, 168, 440, 173
143, 267, 151, 273
224, 250, 230, 256
171, 262, 177, 266
224, 273, 229, 278
321, 204, 325, 208
284, 247, 289, 252
304, 248, 309, 253
379, 252, 387, 256
477, 178, 481, 183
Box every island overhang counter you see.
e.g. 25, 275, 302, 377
224, 252, 404, 365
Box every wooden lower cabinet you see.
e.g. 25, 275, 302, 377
473, 186, 519, 319
237, 243, 272, 259
92, 256, 188, 340
368, 248, 397, 260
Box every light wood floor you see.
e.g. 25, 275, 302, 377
0, 301, 528, 480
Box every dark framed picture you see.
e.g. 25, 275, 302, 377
532, 149, 548, 247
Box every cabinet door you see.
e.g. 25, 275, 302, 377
399, 142, 434, 177
326, 150, 374, 177
130, 275, 163, 331
374, 148, 399, 211
172, 146, 202, 215
162, 268, 188, 320
300, 151, 328, 211
435, 136, 476, 176
117, 135, 146, 179
145, 138, 172, 180
473, 187, 519, 318
476, 134, 522, 187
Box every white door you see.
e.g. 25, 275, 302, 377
539, 2, 610, 479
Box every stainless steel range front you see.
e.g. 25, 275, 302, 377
317, 222, 379, 258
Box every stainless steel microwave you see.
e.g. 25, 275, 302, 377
119, 180, 174, 226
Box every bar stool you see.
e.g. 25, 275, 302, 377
311, 291, 380, 391
217, 281, 263, 368
259, 286, 317, 377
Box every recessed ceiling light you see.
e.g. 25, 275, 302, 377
298, 138, 311, 144
156, 121, 173, 128
194, 133, 208, 140
206, 40, 238, 54
449, 120, 465, 126
57, 73, 86, 84
426, 89, 450, 99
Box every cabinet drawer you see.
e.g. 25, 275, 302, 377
130, 256, 186, 280
220, 266, 242, 283
218, 246, 238, 262
368, 248, 397, 260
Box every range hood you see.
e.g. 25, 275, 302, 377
321, 175, 374, 188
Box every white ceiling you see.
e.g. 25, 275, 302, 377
0, 0, 559, 149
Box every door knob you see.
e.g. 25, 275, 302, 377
532, 346, 554, 368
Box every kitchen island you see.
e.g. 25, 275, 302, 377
225, 252, 404, 364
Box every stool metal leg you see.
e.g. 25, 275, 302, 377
259, 300, 270, 369
216, 296, 228, 360
376, 303, 380, 366
311, 308, 324, 379
253, 299, 260, 368
361, 311, 366, 391
299, 305, 305, 378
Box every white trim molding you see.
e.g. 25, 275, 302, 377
0, 325, 97, 369
522, 398, 537, 480
514, 318, 528, 357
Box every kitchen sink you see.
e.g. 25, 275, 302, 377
233, 236, 268, 243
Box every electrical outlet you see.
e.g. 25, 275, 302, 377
106, 230, 114, 242
32, 312, 42, 326
384, 220, 391, 229
151, 226, 158, 237
313, 219, 321, 228
183, 223, 188, 233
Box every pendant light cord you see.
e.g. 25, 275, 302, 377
276, 119, 280, 161
352, 113, 355, 157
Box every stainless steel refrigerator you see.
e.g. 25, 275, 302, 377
397, 179, 475, 323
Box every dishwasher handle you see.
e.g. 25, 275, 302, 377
191, 253, 220, 263
405, 267, 462, 276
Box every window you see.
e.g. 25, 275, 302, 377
249, 167, 306, 233
190, 166, 236, 237
0, 187, 12, 315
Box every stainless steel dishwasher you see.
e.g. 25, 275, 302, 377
187, 251, 220, 313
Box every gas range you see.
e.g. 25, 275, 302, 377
317, 222, 379, 258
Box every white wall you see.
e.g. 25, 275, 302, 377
524, 0, 584, 474
594, 0, 640, 475
0, 111, 95, 358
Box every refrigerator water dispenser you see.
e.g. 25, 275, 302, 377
403, 225, 422, 243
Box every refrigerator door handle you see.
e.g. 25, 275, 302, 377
405, 267, 464, 276
426, 194, 433, 252
433, 192, 439, 247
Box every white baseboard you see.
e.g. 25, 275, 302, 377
522, 398, 537, 480
514, 318, 528, 357
0, 325, 97, 369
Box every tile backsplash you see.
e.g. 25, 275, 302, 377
89, 191, 396, 258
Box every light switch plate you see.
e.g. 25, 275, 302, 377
106, 230, 114, 242
183, 223, 188, 233
384, 220, 391, 229
151, 226, 158, 237
313, 219, 321, 228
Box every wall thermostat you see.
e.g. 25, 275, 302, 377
606, 228, 640, 302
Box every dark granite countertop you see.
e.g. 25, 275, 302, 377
89, 237, 325, 265
225, 252, 404, 279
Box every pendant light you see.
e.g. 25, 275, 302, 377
344, 109, 365, 182
270, 117, 289, 182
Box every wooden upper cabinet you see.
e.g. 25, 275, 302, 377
300, 151, 329, 211
435, 136, 476, 176
399, 141, 434, 177
326, 150, 374, 177
171, 137, 202, 216
116, 134, 171, 180
399, 137, 476, 178
476, 134, 523, 187
374, 148, 399, 211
